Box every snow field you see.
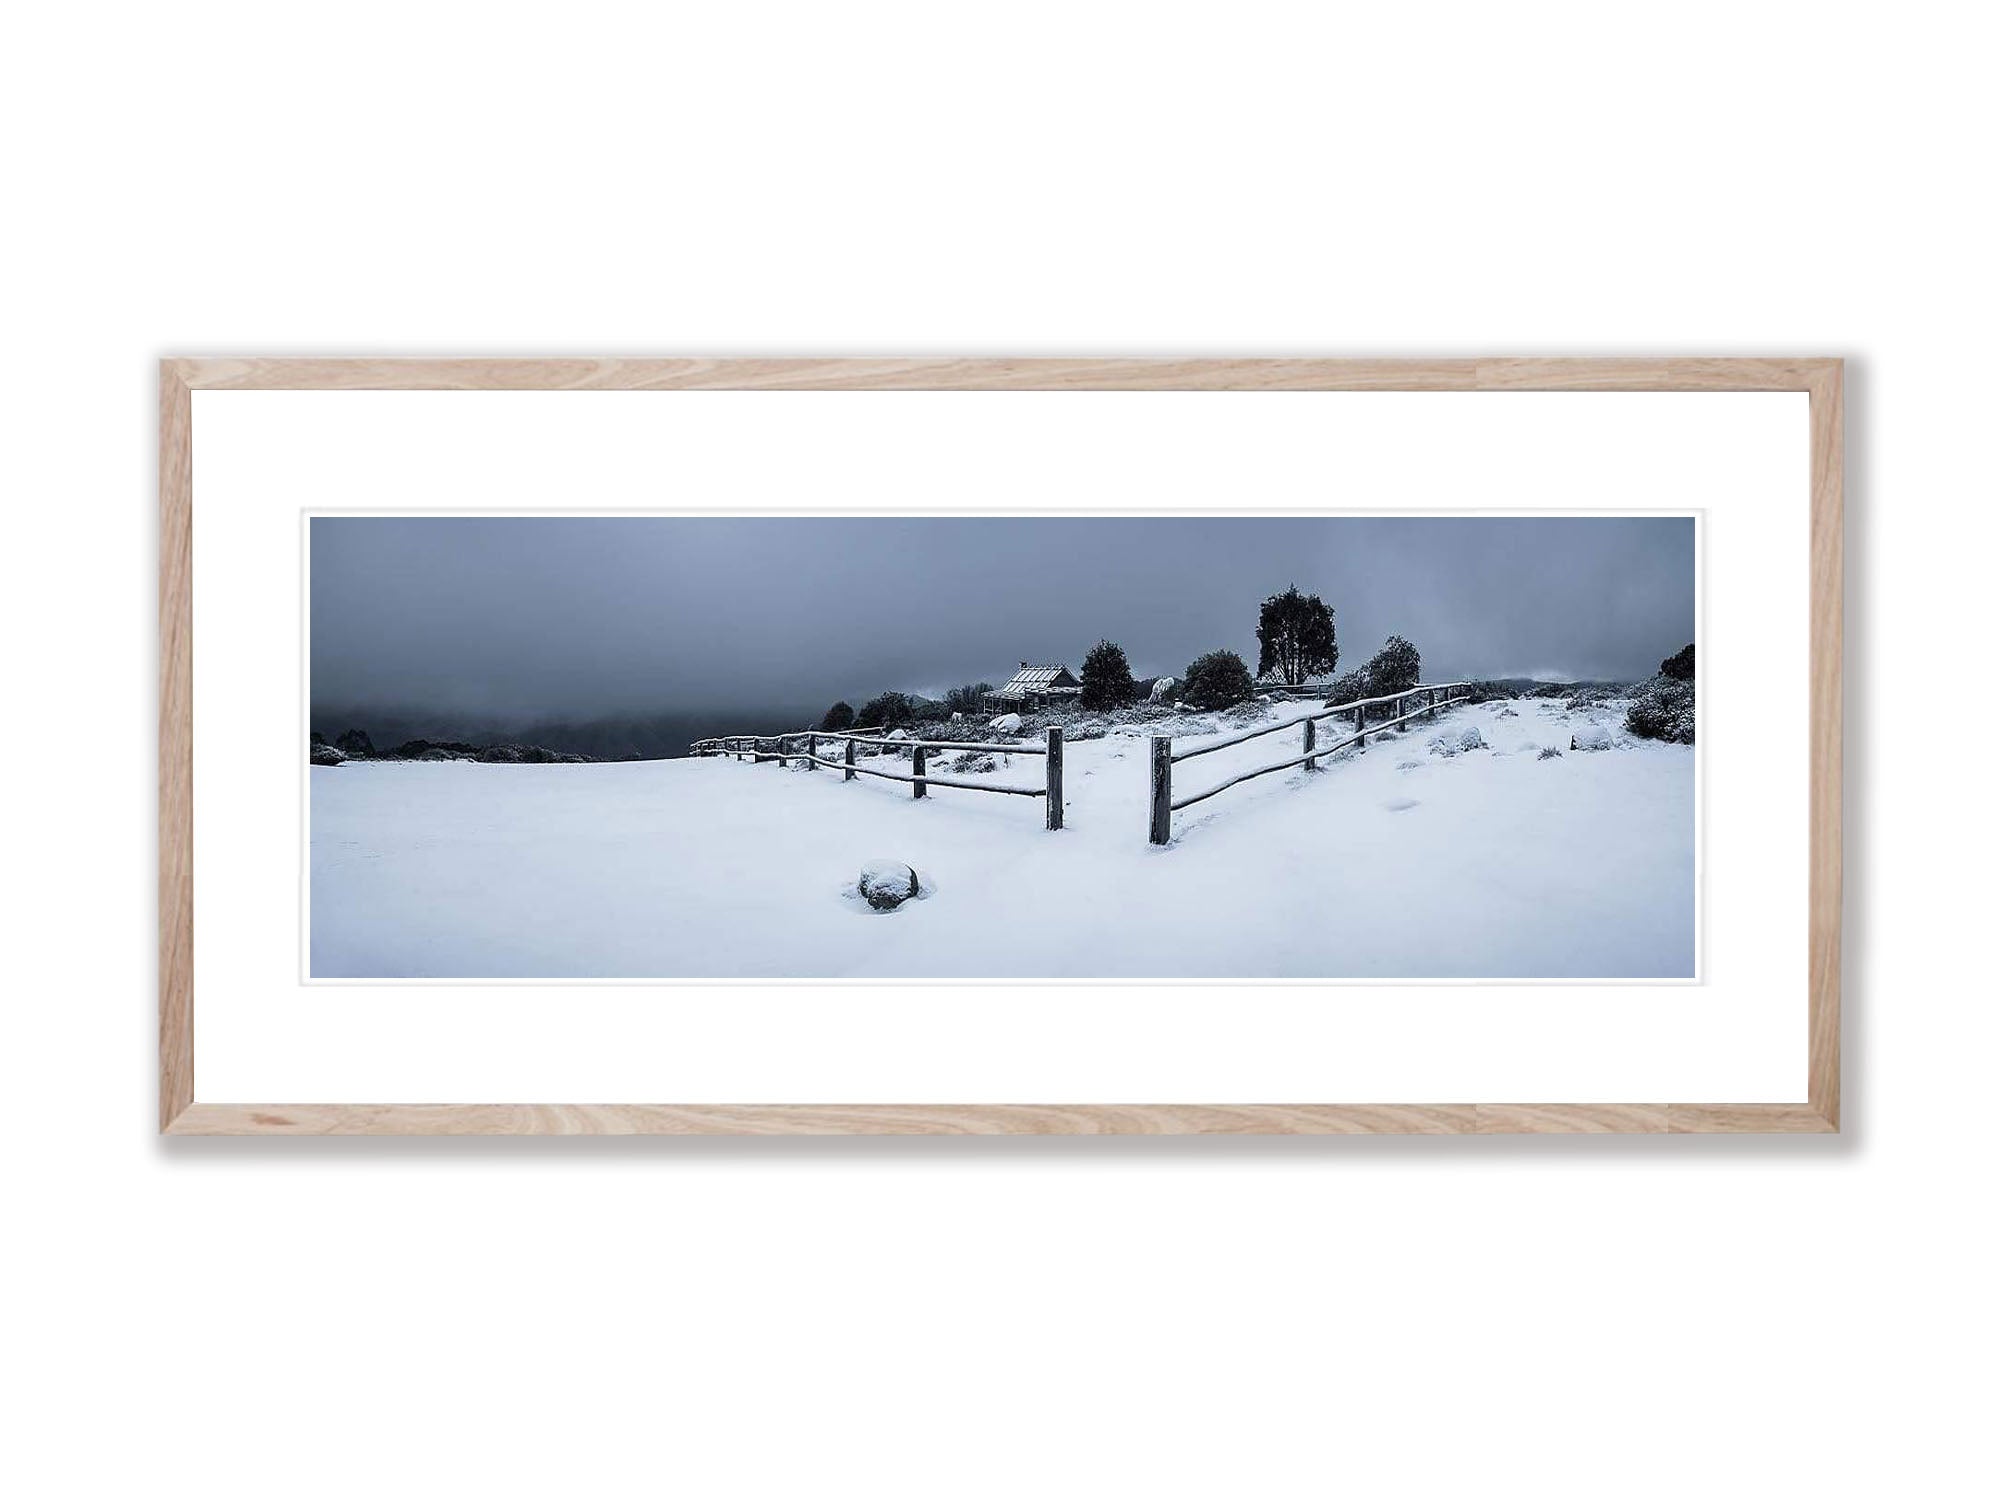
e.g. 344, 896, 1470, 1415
310, 697, 1693, 979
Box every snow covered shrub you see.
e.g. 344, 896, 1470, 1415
1624, 676, 1695, 744
1361, 635, 1422, 696
1324, 668, 1368, 705
1564, 684, 1624, 711
1537, 745, 1564, 760
1660, 643, 1695, 682
946, 751, 997, 773
334, 728, 376, 757
820, 701, 856, 731
1570, 723, 1613, 752
310, 742, 345, 766
1180, 650, 1254, 710
1080, 639, 1139, 709
1425, 725, 1486, 758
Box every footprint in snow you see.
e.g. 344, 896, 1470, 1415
1382, 797, 1420, 813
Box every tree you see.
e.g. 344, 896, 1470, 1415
1255, 585, 1338, 685
1362, 635, 1422, 695
1079, 639, 1138, 710
1180, 650, 1254, 710
857, 691, 912, 728
1660, 643, 1695, 681
820, 701, 856, 731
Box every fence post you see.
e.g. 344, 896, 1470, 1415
912, 744, 928, 798
844, 737, 856, 781
1045, 726, 1064, 830
1303, 714, 1319, 771
1149, 736, 1171, 845
806, 732, 817, 770
1355, 701, 1368, 748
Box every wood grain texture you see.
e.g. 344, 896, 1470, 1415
1807, 362, 1844, 1129
168, 1103, 1480, 1136
159, 356, 1842, 1136
159, 363, 193, 1131
165, 1101, 1839, 1136
170, 355, 1838, 394
1475, 1104, 1670, 1134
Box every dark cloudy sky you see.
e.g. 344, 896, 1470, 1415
310, 516, 1694, 722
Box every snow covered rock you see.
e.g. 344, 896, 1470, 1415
310, 742, 346, 766
987, 713, 1022, 733
856, 860, 921, 911
886, 728, 910, 740
1571, 724, 1613, 752
1149, 676, 1177, 702
1425, 724, 1487, 758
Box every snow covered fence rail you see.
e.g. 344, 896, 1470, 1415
1148, 683, 1470, 845
691, 725, 1066, 831
691, 724, 886, 764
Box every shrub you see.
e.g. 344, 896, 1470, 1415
1660, 643, 1696, 682
1537, 745, 1564, 760
1361, 635, 1422, 696
1180, 650, 1254, 710
1255, 585, 1338, 685
857, 691, 914, 728
1079, 639, 1139, 710
941, 682, 994, 715
1625, 675, 1696, 743
1323, 668, 1368, 706
820, 701, 856, 731
334, 728, 375, 757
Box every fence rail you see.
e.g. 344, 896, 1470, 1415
1149, 683, 1470, 844
691, 724, 1065, 829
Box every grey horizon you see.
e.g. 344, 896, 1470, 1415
311, 515, 1695, 731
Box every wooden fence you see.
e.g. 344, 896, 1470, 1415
691, 724, 1066, 830
1148, 683, 1470, 845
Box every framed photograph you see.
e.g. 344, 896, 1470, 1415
160, 358, 1840, 1134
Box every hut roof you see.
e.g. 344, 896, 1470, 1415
995, 663, 1077, 696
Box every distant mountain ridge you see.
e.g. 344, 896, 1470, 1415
310, 705, 825, 761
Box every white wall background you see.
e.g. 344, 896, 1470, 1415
3, 4, 1991, 1496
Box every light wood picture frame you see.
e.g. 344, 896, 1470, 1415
160, 357, 1841, 1136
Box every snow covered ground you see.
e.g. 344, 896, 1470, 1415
309, 697, 1694, 979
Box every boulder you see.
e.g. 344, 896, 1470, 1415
857, 860, 921, 912
1149, 676, 1178, 703
987, 712, 1022, 733
310, 742, 346, 766
1571, 723, 1613, 752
